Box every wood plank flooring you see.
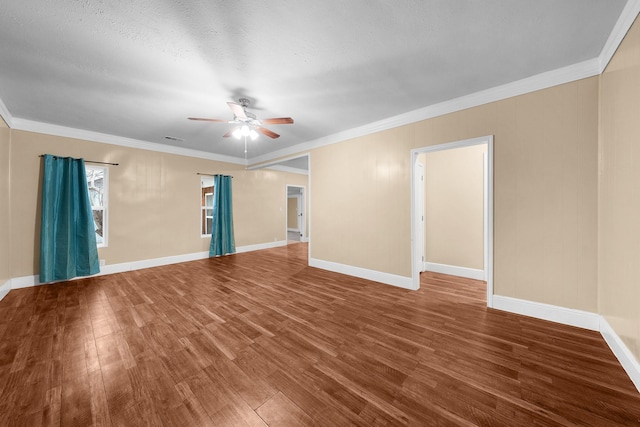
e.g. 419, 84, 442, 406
0, 243, 639, 426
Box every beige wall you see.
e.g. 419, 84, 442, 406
312, 126, 414, 277
311, 77, 598, 311
424, 144, 486, 270
599, 16, 640, 361
287, 197, 298, 229
232, 169, 307, 246
9, 130, 307, 278
0, 118, 9, 286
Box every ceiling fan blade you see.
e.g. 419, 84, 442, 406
188, 117, 228, 122
227, 102, 247, 119
222, 127, 239, 138
257, 127, 280, 139
261, 117, 294, 125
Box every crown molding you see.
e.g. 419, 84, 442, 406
0, 96, 12, 127
266, 165, 308, 175
0, 55, 609, 168
248, 153, 309, 171
599, 0, 640, 72
11, 118, 246, 165
249, 58, 601, 165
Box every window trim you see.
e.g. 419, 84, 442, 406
86, 165, 108, 248
200, 177, 214, 238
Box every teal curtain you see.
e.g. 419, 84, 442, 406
209, 174, 236, 257
39, 154, 100, 283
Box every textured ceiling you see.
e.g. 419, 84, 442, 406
0, 1, 628, 163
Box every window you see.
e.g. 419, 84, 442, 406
201, 176, 214, 236
86, 166, 108, 247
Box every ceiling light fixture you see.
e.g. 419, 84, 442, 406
233, 124, 259, 141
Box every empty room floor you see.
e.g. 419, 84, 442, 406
0, 243, 639, 426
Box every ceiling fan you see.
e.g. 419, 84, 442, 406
188, 98, 294, 140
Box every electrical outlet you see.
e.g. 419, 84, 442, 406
99, 259, 106, 267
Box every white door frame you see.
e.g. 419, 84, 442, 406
286, 185, 306, 242
414, 162, 426, 272
410, 135, 494, 307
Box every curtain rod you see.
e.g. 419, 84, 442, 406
196, 173, 233, 178
39, 154, 119, 166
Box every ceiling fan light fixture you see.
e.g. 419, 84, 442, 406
188, 98, 293, 145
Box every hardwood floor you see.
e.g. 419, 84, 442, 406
0, 243, 639, 426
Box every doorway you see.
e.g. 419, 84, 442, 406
286, 185, 306, 244
411, 135, 494, 307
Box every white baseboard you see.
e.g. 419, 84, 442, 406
10, 275, 45, 289
309, 257, 415, 290
493, 295, 640, 394
600, 317, 640, 393
424, 262, 485, 281
0, 279, 10, 300
101, 251, 210, 275
8, 253, 211, 289
492, 295, 600, 331
5, 240, 289, 291
236, 240, 287, 253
